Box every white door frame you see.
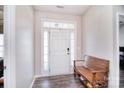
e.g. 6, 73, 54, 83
34, 12, 81, 77
42, 20, 76, 76
38, 18, 77, 76
115, 12, 124, 88
4, 5, 16, 88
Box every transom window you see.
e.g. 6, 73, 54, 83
43, 21, 74, 29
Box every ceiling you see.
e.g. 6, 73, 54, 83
34, 5, 90, 16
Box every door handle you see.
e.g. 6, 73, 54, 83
67, 48, 70, 55
67, 48, 70, 51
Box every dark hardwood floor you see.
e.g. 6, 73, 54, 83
120, 69, 124, 88
32, 74, 85, 88
0, 84, 3, 88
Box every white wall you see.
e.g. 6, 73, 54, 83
119, 24, 124, 46
15, 6, 34, 88
82, 6, 117, 87
34, 11, 83, 76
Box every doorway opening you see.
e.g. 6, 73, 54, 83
42, 19, 75, 76
0, 5, 4, 88
119, 14, 124, 87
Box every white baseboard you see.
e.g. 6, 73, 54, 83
35, 72, 74, 78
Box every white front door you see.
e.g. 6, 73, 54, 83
49, 29, 71, 75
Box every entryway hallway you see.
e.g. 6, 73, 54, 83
4, 5, 122, 88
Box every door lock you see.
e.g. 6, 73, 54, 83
67, 48, 70, 55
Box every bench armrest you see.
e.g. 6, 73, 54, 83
74, 60, 85, 62
74, 60, 85, 67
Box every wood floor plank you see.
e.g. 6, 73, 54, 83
120, 69, 124, 88
32, 74, 85, 88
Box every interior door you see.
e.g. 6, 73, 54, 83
49, 29, 71, 75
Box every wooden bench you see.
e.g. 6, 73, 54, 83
74, 56, 109, 88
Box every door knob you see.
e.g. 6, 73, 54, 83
67, 48, 70, 52
67, 48, 70, 55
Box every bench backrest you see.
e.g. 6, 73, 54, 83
84, 56, 109, 72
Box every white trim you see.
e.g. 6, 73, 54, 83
42, 27, 75, 31
111, 5, 124, 87
4, 5, 16, 88
114, 12, 124, 88
34, 72, 74, 78
114, 12, 120, 88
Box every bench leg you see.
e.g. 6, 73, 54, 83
74, 69, 77, 78
92, 73, 97, 88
